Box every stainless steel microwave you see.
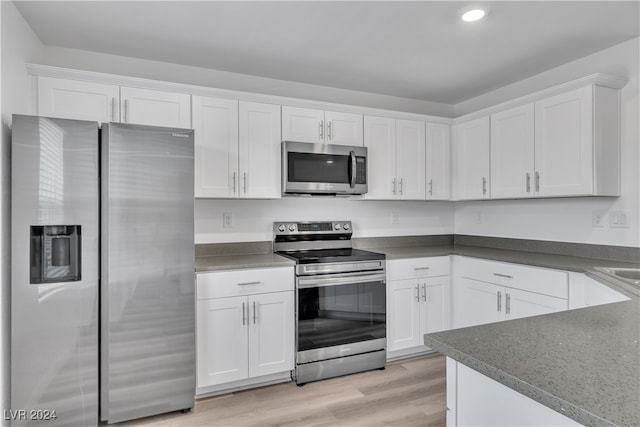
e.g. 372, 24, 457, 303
282, 141, 368, 196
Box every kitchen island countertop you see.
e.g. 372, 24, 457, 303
424, 300, 640, 427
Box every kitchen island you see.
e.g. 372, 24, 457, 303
424, 299, 639, 426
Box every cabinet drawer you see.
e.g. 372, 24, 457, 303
197, 267, 293, 300
458, 257, 568, 299
387, 256, 450, 281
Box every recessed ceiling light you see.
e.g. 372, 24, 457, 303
461, 8, 487, 22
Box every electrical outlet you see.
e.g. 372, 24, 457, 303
592, 210, 606, 227
609, 211, 630, 228
223, 212, 233, 228
391, 211, 400, 225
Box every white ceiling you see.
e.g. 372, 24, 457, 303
13, 1, 640, 105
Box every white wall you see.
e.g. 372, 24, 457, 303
454, 38, 640, 248
196, 198, 454, 243
0, 1, 45, 421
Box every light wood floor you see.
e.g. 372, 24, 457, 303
120, 354, 446, 427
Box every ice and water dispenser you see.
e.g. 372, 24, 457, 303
30, 225, 81, 284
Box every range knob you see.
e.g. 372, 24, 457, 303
334, 223, 342, 230
343, 223, 350, 230
288, 224, 296, 232
278, 224, 286, 232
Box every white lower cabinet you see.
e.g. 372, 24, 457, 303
568, 272, 630, 309
447, 358, 581, 427
453, 257, 568, 328
196, 267, 294, 394
387, 257, 451, 355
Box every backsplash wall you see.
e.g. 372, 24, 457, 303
195, 198, 455, 243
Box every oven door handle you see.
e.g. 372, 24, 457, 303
298, 272, 386, 289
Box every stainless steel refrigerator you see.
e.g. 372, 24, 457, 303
11, 115, 195, 426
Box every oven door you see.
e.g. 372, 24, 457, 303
282, 141, 367, 195
296, 271, 386, 364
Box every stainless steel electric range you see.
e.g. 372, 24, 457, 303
274, 221, 386, 385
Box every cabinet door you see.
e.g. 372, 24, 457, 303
425, 122, 451, 200
454, 278, 503, 328
535, 87, 593, 196
452, 116, 490, 200
196, 296, 248, 387
387, 279, 422, 351
505, 289, 567, 321
238, 101, 281, 199
248, 292, 294, 378
396, 119, 426, 200
363, 116, 397, 199
490, 104, 535, 199
120, 86, 191, 128
325, 111, 363, 146
192, 96, 239, 198
423, 276, 451, 334
38, 76, 120, 123
281, 106, 324, 143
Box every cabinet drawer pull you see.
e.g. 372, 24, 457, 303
414, 267, 430, 271
497, 291, 502, 312
237, 281, 261, 286
493, 273, 513, 279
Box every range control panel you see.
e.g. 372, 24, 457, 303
273, 221, 352, 235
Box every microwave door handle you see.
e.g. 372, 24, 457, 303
349, 150, 356, 188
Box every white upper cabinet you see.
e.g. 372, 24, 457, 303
192, 96, 239, 198
489, 85, 620, 199
425, 122, 451, 200
364, 116, 425, 200
120, 86, 191, 128
396, 119, 426, 200
490, 103, 535, 199
535, 86, 619, 197
193, 97, 281, 199
238, 102, 282, 199
282, 106, 363, 146
37, 76, 120, 123
452, 116, 490, 200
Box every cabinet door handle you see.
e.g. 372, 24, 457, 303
111, 97, 117, 122
327, 121, 332, 140
497, 291, 502, 312
535, 171, 540, 192
242, 302, 246, 326
506, 293, 511, 315
493, 273, 513, 279
415, 284, 420, 302
237, 281, 261, 286
319, 120, 324, 140
399, 178, 404, 195
422, 284, 427, 302
253, 301, 257, 324
429, 179, 433, 196
526, 173, 531, 193
243, 172, 247, 194
392, 178, 397, 195
482, 177, 487, 195
123, 99, 129, 123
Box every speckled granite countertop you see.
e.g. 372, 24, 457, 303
424, 301, 640, 427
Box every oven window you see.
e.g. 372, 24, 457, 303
297, 280, 386, 352
288, 152, 349, 184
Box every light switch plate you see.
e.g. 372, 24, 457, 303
592, 210, 606, 227
609, 211, 630, 228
